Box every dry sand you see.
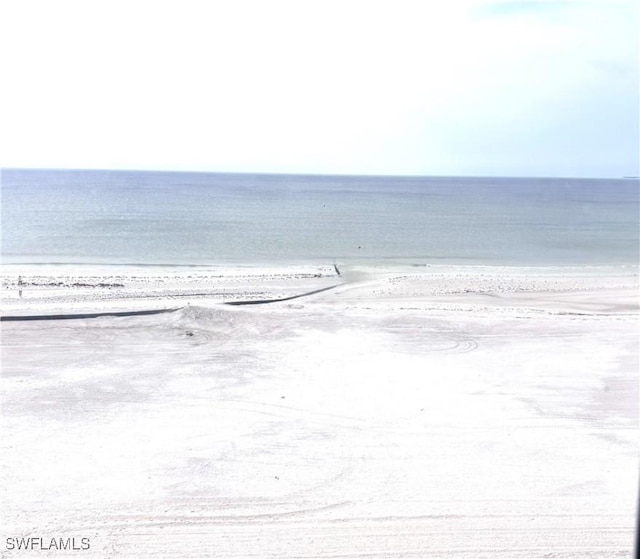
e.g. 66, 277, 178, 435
1, 263, 638, 558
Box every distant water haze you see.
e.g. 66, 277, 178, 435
2, 169, 638, 267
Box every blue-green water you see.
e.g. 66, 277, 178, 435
1, 169, 638, 266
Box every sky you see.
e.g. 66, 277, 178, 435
1, 0, 638, 177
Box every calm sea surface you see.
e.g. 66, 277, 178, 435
1, 169, 638, 267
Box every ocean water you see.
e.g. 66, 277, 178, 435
1, 169, 638, 267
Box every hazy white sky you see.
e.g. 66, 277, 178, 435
1, 0, 638, 177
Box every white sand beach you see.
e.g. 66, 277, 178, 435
1, 264, 638, 558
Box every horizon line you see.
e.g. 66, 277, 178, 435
1, 166, 632, 181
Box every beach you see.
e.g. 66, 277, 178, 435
1, 263, 637, 557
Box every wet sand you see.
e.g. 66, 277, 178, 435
1, 264, 637, 557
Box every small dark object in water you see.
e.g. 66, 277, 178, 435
185, 331, 194, 337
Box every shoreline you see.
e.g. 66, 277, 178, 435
2, 262, 637, 317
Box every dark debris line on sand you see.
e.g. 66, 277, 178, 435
1, 284, 344, 320
224, 283, 342, 306
0, 308, 181, 322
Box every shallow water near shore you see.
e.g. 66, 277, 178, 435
3, 169, 638, 267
